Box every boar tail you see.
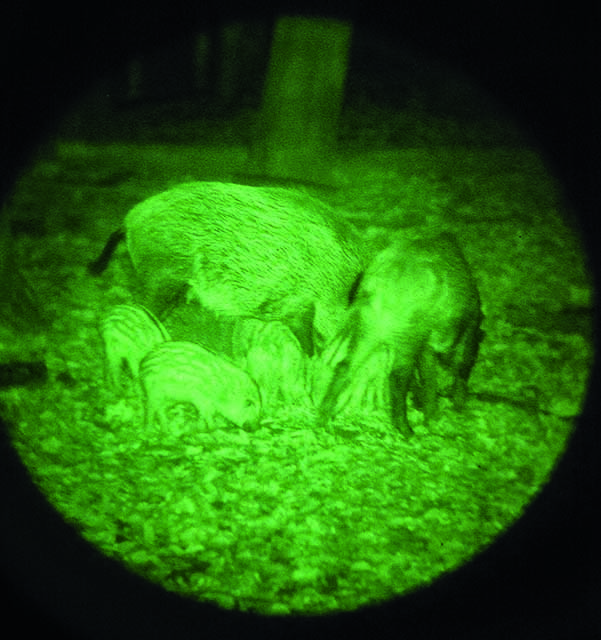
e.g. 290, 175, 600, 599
88, 228, 126, 275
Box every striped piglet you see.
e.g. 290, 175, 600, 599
232, 318, 309, 409
139, 341, 261, 430
100, 304, 170, 389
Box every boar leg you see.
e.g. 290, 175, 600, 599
447, 316, 483, 410
389, 368, 413, 437
415, 345, 441, 425
318, 360, 351, 425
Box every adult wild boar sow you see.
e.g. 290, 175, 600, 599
316, 233, 483, 437
88, 182, 363, 353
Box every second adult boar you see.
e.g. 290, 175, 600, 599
315, 233, 483, 437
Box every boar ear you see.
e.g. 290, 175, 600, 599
347, 271, 364, 305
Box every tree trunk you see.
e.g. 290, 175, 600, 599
246, 16, 352, 186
